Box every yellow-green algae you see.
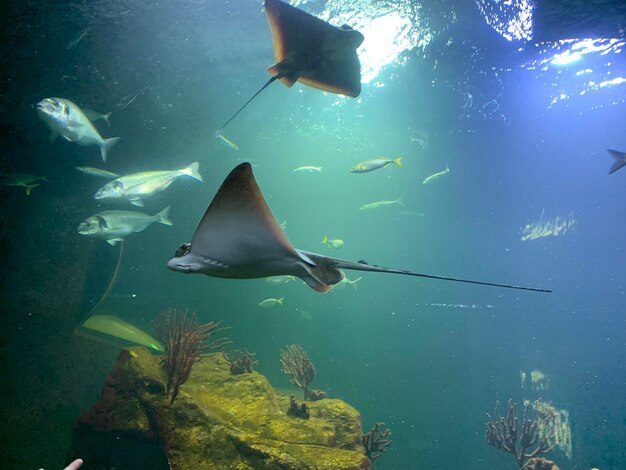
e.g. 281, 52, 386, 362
75, 347, 368, 470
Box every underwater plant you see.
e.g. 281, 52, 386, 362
223, 348, 258, 375
486, 399, 559, 469
280, 344, 324, 400
154, 308, 230, 403
362, 422, 392, 462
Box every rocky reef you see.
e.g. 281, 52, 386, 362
72, 347, 369, 470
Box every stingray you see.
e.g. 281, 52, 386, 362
220, 0, 364, 129
167, 163, 551, 294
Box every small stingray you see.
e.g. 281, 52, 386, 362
220, 0, 364, 129
168, 163, 551, 294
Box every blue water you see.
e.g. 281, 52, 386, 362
1, 0, 625, 469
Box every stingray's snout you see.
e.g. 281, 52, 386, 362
167, 257, 191, 273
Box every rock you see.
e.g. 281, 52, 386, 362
72, 347, 369, 470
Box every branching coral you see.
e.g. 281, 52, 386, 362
154, 308, 230, 403
280, 344, 323, 400
362, 422, 392, 462
486, 399, 557, 468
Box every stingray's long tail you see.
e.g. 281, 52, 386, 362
297, 250, 552, 293
220, 76, 279, 130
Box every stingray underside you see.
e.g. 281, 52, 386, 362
264, 0, 364, 97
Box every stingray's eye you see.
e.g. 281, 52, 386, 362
175, 243, 191, 257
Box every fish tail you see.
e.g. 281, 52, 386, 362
608, 149, 626, 174
394, 157, 403, 167
103, 112, 113, 127
396, 196, 404, 206
351, 277, 363, 289
182, 161, 203, 182
25, 184, 39, 196
100, 136, 121, 162
322, 235, 328, 244
156, 206, 173, 226
278, 297, 285, 305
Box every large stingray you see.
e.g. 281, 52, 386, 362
167, 163, 551, 294
220, 0, 364, 129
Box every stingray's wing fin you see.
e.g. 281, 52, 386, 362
190, 162, 299, 265
264, 0, 364, 97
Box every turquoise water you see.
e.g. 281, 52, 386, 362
1, 0, 625, 469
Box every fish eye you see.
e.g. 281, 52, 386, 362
175, 243, 191, 257
111, 181, 123, 190
94, 216, 108, 228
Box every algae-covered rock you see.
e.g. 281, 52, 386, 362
72, 347, 369, 470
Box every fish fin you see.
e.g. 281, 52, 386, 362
296, 250, 344, 292
394, 157, 403, 167
607, 149, 626, 175
397, 196, 404, 206
130, 199, 144, 207
100, 136, 121, 162
103, 112, 112, 127
156, 206, 173, 226
106, 238, 122, 246
25, 184, 39, 196
181, 161, 203, 182
67, 120, 82, 128
278, 297, 285, 305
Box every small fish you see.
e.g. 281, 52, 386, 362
607, 149, 626, 174
359, 197, 403, 211
94, 162, 203, 206
216, 132, 239, 151
65, 26, 93, 50
335, 275, 362, 290
75, 166, 120, 179
113, 85, 151, 112
351, 157, 402, 173
266, 275, 296, 284
409, 134, 429, 148
293, 166, 322, 173
321, 235, 344, 249
83, 108, 112, 127
37, 97, 120, 162
422, 165, 450, 184
0, 173, 47, 195
258, 297, 284, 308
77, 206, 173, 245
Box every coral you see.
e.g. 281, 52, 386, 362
280, 344, 320, 400
73, 347, 368, 469
154, 308, 230, 403
224, 348, 258, 375
522, 457, 560, 470
486, 399, 557, 468
362, 422, 392, 462
287, 395, 310, 419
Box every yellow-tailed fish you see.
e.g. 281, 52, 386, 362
335, 275, 362, 290
351, 157, 402, 173
266, 275, 296, 284
293, 166, 322, 173
258, 297, 285, 308
321, 235, 344, 249
82, 314, 164, 352
359, 197, 403, 211
216, 132, 239, 151
422, 165, 450, 184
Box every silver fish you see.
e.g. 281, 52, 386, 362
75, 166, 120, 179
94, 162, 203, 206
37, 97, 120, 162
77, 206, 173, 245
351, 157, 402, 173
